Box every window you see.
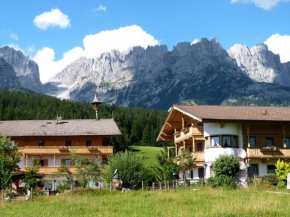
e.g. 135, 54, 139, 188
66, 140, 72, 146
35, 159, 47, 167
222, 136, 231, 147
282, 138, 290, 148
38, 160, 45, 167
86, 140, 92, 147
197, 142, 204, 151
233, 136, 238, 148
38, 140, 45, 147
249, 137, 256, 147
266, 138, 274, 147
189, 146, 193, 152
65, 159, 72, 166
198, 168, 204, 179
248, 164, 259, 178
211, 136, 220, 147
267, 165, 276, 174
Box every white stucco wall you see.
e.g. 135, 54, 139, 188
205, 148, 238, 163
203, 123, 245, 178
203, 123, 243, 148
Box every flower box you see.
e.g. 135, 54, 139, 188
87, 146, 97, 151
261, 146, 279, 153
58, 146, 69, 151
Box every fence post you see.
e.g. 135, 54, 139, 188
110, 181, 112, 191
152, 182, 154, 191
31, 187, 33, 201
1, 188, 4, 202
159, 182, 161, 190
142, 181, 144, 191
164, 181, 166, 190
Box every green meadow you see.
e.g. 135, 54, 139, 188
128, 146, 164, 166
1, 187, 290, 217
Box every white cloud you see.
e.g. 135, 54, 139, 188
264, 34, 290, 63
231, 0, 290, 10
5, 43, 24, 52
93, 5, 107, 12
9, 33, 18, 41
26, 46, 35, 54
34, 47, 84, 82
191, 39, 200, 45
83, 25, 159, 58
34, 25, 159, 82
33, 8, 71, 30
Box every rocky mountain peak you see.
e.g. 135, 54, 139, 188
0, 46, 44, 92
0, 57, 20, 89
228, 43, 290, 85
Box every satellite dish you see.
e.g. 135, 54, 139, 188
238, 148, 247, 159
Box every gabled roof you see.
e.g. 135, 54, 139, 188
175, 105, 290, 122
0, 119, 122, 137
157, 104, 290, 141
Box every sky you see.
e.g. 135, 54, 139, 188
1, 0, 290, 83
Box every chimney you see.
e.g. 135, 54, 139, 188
262, 110, 268, 115
91, 94, 102, 120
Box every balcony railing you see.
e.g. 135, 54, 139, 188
21, 166, 77, 174
175, 126, 203, 143
247, 148, 290, 159
19, 146, 113, 155
193, 151, 205, 162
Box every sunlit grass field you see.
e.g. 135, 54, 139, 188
128, 146, 164, 166
1, 187, 290, 217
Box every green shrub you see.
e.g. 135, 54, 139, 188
275, 160, 290, 181
208, 155, 240, 188
262, 174, 278, 185
105, 151, 154, 189
277, 181, 286, 189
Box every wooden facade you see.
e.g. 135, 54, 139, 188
0, 118, 121, 177
157, 105, 290, 179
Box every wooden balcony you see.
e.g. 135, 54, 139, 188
247, 148, 290, 159
19, 146, 113, 156
175, 126, 203, 143
193, 151, 205, 162
21, 166, 77, 175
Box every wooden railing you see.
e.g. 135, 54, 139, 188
19, 146, 113, 155
175, 126, 203, 143
247, 148, 290, 159
193, 151, 205, 162
21, 166, 77, 174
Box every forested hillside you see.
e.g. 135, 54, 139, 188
0, 90, 171, 151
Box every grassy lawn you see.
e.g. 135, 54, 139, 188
1, 187, 290, 217
128, 146, 164, 167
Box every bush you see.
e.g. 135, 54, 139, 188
275, 160, 290, 181
105, 151, 154, 189
262, 174, 278, 185
208, 155, 240, 188
277, 181, 286, 189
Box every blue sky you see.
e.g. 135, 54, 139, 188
1, 0, 290, 82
